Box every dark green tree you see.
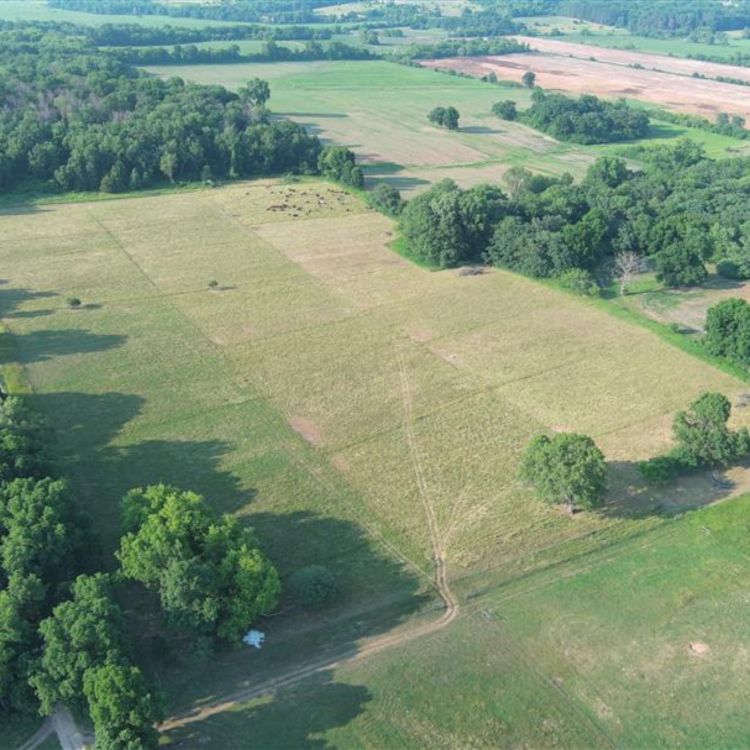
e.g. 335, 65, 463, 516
491, 100, 517, 120
522, 70, 536, 88
673, 392, 746, 468
289, 565, 339, 610
239, 77, 271, 108
367, 183, 403, 216
654, 243, 708, 287
83, 664, 162, 750
117, 485, 280, 642
704, 298, 750, 366
520, 433, 608, 514
318, 146, 364, 188
30, 574, 126, 715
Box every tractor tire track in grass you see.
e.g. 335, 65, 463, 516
161, 344, 459, 735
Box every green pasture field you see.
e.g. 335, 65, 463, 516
0, 0, 246, 27
3, 181, 750, 746
143, 60, 750, 193
172, 495, 750, 748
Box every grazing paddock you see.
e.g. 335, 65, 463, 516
4, 182, 750, 744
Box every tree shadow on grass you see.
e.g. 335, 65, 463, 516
599, 459, 743, 520
10, 328, 127, 364
165, 670, 371, 750
29, 392, 253, 552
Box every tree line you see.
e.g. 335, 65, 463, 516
47, 0, 351, 25
494, 89, 650, 145
111, 38, 374, 65
0, 28, 364, 197
0, 389, 283, 747
0, 19, 335, 46
395, 138, 750, 290
512, 0, 750, 37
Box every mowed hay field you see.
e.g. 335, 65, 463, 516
4, 182, 750, 742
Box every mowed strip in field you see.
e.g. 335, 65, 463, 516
422, 45, 750, 121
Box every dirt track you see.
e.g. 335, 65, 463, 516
422, 46, 750, 121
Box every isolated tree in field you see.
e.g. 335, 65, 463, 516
30, 573, 126, 715
117, 485, 280, 642
492, 100, 517, 121
522, 70, 536, 88
239, 77, 270, 108
84, 664, 162, 750
520, 433, 608, 514
614, 250, 640, 295
428, 106, 460, 130
673, 392, 748, 469
289, 565, 339, 610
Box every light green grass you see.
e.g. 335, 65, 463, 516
557, 29, 750, 63
164, 496, 750, 748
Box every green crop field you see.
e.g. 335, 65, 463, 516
3, 181, 750, 745
143, 60, 749, 193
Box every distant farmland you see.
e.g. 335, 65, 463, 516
422, 44, 750, 122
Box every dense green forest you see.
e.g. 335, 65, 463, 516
0, 28, 367, 196
399, 139, 750, 291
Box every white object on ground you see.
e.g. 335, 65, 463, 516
243, 630, 265, 649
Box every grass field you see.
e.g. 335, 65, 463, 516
171, 495, 750, 748
144, 60, 750, 193
4, 181, 750, 745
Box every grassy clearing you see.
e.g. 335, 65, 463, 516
4, 182, 750, 743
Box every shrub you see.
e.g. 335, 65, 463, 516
556, 268, 599, 296
638, 454, 684, 483
289, 565, 338, 610
492, 100, 517, 121
367, 183, 403, 216
67, 297, 82, 309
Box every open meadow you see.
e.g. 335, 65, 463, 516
4, 181, 750, 744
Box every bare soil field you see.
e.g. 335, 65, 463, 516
422, 51, 750, 121
515, 36, 750, 84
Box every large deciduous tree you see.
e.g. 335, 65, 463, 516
83, 664, 162, 750
520, 433, 608, 514
30, 574, 126, 715
117, 485, 280, 643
